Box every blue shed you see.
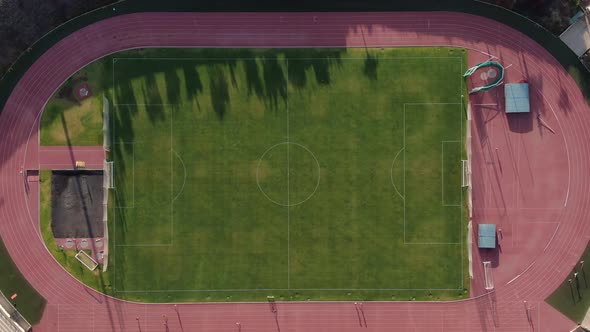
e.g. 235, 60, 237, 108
478, 224, 497, 249
505, 83, 530, 114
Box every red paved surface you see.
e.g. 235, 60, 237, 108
0, 11, 587, 331
38, 146, 104, 170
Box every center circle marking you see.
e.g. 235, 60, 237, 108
256, 142, 320, 206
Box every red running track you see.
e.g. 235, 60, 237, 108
38, 146, 105, 170
0, 12, 588, 331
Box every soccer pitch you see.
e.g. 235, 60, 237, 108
107, 47, 468, 302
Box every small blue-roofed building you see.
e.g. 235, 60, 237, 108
478, 224, 497, 249
504, 83, 530, 114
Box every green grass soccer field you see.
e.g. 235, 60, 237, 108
41, 47, 469, 302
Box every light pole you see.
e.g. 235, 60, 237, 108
581, 261, 588, 288
575, 272, 582, 299
569, 279, 576, 304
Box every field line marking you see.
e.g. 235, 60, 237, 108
441, 140, 461, 206
132, 140, 135, 208
390, 147, 405, 201
286, 58, 290, 290
543, 223, 560, 253
115, 244, 172, 247
534, 86, 571, 207
112, 58, 116, 290
506, 261, 537, 286
113, 287, 464, 293
441, 141, 444, 206
112, 56, 463, 61
170, 108, 174, 245
404, 242, 461, 245
403, 103, 460, 245
256, 142, 320, 207
113, 103, 180, 106
108, 56, 469, 292
403, 102, 462, 105
403, 97, 465, 252
112, 60, 135, 209
459, 57, 471, 288
112, 58, 116, 105
403, 104, 406, 243
172, 149, 187, 202
113, 142, 135, 208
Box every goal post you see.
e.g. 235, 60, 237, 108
462, 159, 470, 187
104, 161, 114, 189
483, 261, 494, 290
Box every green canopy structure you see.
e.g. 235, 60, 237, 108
463, 61, 505, 93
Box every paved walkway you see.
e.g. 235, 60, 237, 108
0, 11, 587, 331
38, 146, 104, 170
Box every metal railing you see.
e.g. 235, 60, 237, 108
0, 291, 31, 332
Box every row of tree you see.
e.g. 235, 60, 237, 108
483, 0, 581, 34
0, 0, 114, 77
0, 0, 585, 78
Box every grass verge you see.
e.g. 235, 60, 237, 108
39, 64, 105, 146
39, 170, 113, 296
546, 240, 590, 323
101, 47, 469, 302
0, 237, 46, 323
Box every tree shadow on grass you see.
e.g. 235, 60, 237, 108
262, 55, 287, 110
363, 53, 378, 80
208, 66, 230, 120
141, 74, 165, 123
286, 49, 342, 88
181, 63, 203, 103
164, 67, 181, 106
243, 59, 264, 97
112, 75, 137, 147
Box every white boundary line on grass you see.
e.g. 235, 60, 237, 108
441, 140, 462, 207
114, 287, 463, 293
460, 56, 465, 289
111, 60, 174, 252
286, 58, 290, 290
170, 108, 174, 246
23, 45, 502, 304
390, 147, 405, 201
110, 55, 467, 293
255, 142, 321, 207
115, 103, 180, 106
112, 56, 463, 61
399, 52, 465, 288
113, 142, 135, 208
404, 242, 462, 245
402, 102, 463, 246
172, 149, 187, 202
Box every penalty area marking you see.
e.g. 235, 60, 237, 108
110, 56, 469, 293
403, 102, 464, 246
